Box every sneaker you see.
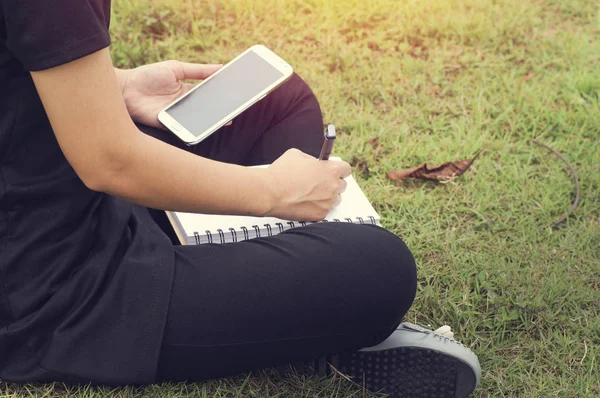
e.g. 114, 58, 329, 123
336, 322, 481, 397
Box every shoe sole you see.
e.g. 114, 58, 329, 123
337, 346, 477, 398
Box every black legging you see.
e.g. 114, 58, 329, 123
139, 74, 418, 383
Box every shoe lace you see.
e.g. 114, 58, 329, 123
401, 322, 468, 348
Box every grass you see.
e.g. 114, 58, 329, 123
2, 0, 599, 396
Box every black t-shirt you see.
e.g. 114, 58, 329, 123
0, 0, 174, 385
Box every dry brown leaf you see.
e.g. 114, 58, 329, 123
387, 151, 480, 182
350, 156, 370, 177
367, 137, 380, 149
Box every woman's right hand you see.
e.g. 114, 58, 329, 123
263, 148, 351, 221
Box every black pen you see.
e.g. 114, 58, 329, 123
318, 124, 336, 160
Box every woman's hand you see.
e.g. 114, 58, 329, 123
118, 60, 222, 128
263, 149, 351, 221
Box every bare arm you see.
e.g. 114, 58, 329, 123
114, 67, 129, 94
31, 48, 350, 220
31, 48, 270, 216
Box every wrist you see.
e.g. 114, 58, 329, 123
246, 167, 280, 217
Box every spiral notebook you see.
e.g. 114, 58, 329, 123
167, 171, 381, 245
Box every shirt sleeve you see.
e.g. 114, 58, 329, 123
1, 0, 111, 71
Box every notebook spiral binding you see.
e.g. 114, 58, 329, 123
192, 216, 377, 244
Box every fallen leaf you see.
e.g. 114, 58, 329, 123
350, 156, 370, 177
387, 151, 480, 182
446, 63, 462, 70
367, 137, 380, 149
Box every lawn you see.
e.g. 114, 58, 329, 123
2, 0, 599, 397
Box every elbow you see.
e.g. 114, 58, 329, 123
80, 172, 111, 193
77, 147, 131, 194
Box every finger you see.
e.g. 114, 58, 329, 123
333, 193, 342, 207
337, 178, 347, 194
173, 62, 223, 81
331, 160, 352, 178
180, 82, 196, 95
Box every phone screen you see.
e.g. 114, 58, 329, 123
165, 50, 285, 137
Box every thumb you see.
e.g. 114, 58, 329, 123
179, 82, 196, 96
173, 62, 223, 81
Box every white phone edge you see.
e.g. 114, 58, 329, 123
157, 44, 294, 145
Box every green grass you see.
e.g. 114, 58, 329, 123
3, 0, 599, 396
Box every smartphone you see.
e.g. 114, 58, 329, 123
158, 45, 293, 145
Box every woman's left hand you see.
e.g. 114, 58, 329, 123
118, 60, 222, 129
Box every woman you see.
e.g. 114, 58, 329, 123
0, 1, 480, 396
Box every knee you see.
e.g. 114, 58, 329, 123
270, 73, 321, 117
281, 73, 317, 101
360, 226, 417, 330
327, 223, 418, 311
363, 225, 417, 301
